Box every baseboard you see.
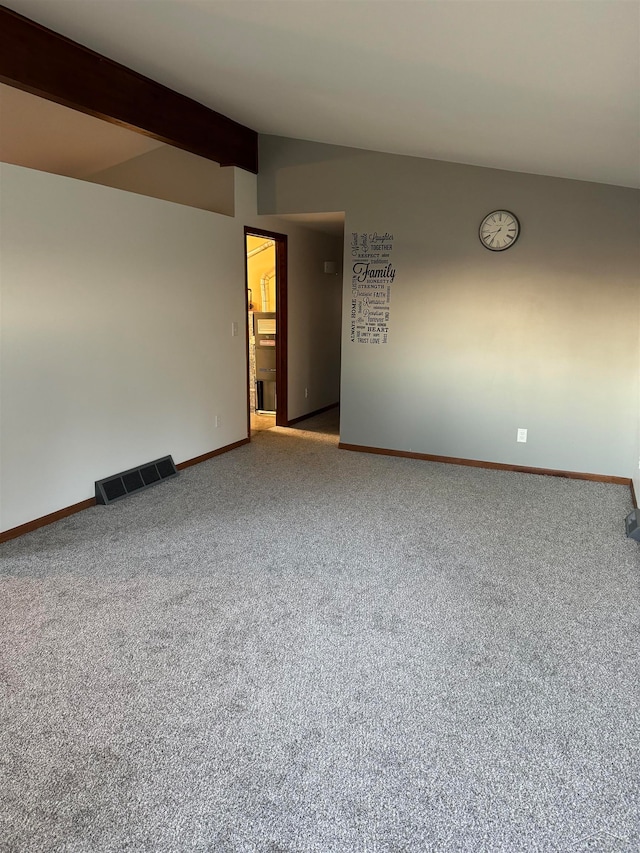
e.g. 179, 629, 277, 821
630, 480, 638, 509
176, 438, 250, 470
0, 498, 97, 544
1, 438, 250, 544
338, 442, 632, 487
287, 402, 339, 427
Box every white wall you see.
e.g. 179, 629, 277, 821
259, 137, 640, 479
0, 164, 246, 532
1, 163, 343, 534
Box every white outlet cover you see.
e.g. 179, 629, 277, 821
517, 428, 527, 443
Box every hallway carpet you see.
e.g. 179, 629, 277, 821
1, 411, 639, 852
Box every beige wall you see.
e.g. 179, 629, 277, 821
246, 236, 277, 313
87, 144, 235, 216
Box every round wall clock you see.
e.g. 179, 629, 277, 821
479, 210, 520, 251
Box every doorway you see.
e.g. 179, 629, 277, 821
245, 227, 288, 435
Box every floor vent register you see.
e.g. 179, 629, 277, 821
95, 455, 178, 505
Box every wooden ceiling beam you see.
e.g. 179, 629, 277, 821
0, 5, 258, 173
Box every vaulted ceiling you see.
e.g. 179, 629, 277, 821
2, 0, 639, 188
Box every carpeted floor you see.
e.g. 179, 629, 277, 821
1, 409, 639, 852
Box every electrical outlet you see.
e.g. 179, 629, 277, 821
517, 428, 527, 443
304, 387, 308, 399
214, 416, 220, 428
231, 321, 239, 337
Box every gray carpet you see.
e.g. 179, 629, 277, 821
1, 409, 639, 852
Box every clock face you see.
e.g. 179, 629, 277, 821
479, 210, 520, 251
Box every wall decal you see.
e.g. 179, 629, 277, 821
350, 231, 395, 345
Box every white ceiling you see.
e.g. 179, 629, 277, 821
3, 0, 640, 188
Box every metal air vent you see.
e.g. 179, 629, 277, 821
95, 455, 177, 505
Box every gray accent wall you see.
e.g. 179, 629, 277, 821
259, 136, 640, 479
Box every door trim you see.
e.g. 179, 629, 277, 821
244, 226, 288, 432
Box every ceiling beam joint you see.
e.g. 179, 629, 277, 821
0, 5, 258, 173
